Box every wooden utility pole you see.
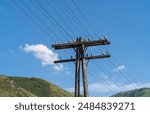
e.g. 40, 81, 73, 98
52, 37, 110, 97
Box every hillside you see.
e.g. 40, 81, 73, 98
0, 75, 73, 97
112, 88, 150, 97
0, 75, 35, 97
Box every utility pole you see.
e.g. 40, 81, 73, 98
52, 37, 110, 97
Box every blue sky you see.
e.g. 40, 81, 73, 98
0, 0, 150, 96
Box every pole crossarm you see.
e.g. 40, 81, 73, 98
54, 54, 110, 63
52, 38, 110, 50
51, 37, 111, 97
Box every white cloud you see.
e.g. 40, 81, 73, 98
66, 81, 150, 94
21, 44, 64, 71
113, 65, 125, 72
92, 82, 150, 93
53, 63, 64, 71
66, 87, 74, 92
65, 72, 150, 94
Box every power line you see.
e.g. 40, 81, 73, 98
58, 0, 88, 37
47, 0, 123, 92
46, 0, 77, 37
53, 0, 83, 37
107, 59, 137, 89
33, 0, 73, 40
91, 61, 124, 90
64, 0, 136, 89
72, 0, 98, 38
88, 66, 119, 93
111, 56, 142, 84
57, 0, 131, 90
62, 0, 93, 38
70, 0, 140, 88
13, 0, 140, 95
12, 0, 57, 42
12, 0, 73, 63
31, 0, 75, 56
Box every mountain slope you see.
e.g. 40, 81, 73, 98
8, 76, 73, 97
0, 75, 73, 97
0, 76, 35, 97
112, 88, 150, 97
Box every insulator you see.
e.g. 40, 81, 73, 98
100, 37, 103, 40
106, 51, 109, 55
104, 36, 108, 41
68, 40, 72, 43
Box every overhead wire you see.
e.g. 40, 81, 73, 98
66, 0, 131, 89
12, 0, 57, 42
47, 0, 121, 93
62, 0, 93, 38
71, 0, 140, 89
107, 59, 138, 88
71, 0, 98, 38
53, 0, 83, 37
52, 0, 121, 91
12, 0, 74, 65
13, 0, 140, 95
55, 0, 128, 91
21, 0, 74, 58
32, 0, 76, 57
91, 61, 125, 90
31, 0, 76, 58
87, 65, 119, 93
33, 0, 73, 40
111, 56, 142, 84
46, 0, 77, 38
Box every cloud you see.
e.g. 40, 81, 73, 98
89, 82, 150, 93
65, 69, 150, 95
21, 44, 64, 71
66, 87, 74, 92
53, 63, 64, 71
113, 65, 125, 72
66, 81, 150, 94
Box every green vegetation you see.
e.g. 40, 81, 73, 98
112, 88, 150, 97
0, 75, 73, 97
0, 75, 35, 97
1, 74, 149, 97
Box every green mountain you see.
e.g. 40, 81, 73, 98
0, 75, 35, 97
0, 75, 73, 97
112, 88, 150, 97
